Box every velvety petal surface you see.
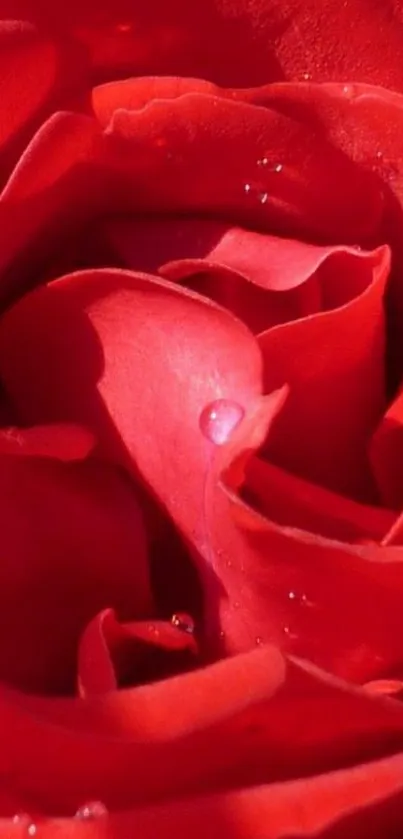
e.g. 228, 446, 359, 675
2, 649, 403, 828
5, 0, 403, 92
1, 268, 403, 680
102, 217, 376, 334
78, 609, 198, 697
0, 18, 87, 184
0, 454, 151, 694
102, 93, 383, 245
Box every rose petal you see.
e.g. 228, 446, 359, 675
31, 753, 403, 838
240, 82, 403, 379
370, 389, 403, 509
0, 19, 87, 183
244, 456, 396, 544
0, 111, 104, 304
103, 216, 382, 333
2, 649, 403, 817
0, 423, 94, 460
103, 93, 383, 245
0, 266, 400, 678
259, 244, 390, 500
78, 609, 198, 697
0, 267, 266, 538
0, 455, 151, 693
15, 1, 403, 91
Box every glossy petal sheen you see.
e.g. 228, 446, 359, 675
1, 268, 403, 680
260, 244, 389, 500
103, 217, 377, 334
2, 649, 403, 825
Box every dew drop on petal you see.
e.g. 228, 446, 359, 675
273, 163, 283, 173
199, 399, 245, 446
258, 191, 268, 204
257, 157, 269, 167
75, 801, 108, 820
12, 815, 37, 836
244, 183, 252, 194
255, 636, 263, 646
302, 72, 311, 80
341, 84, 355, 98
171, 613, 195, 634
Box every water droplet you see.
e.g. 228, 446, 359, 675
244, 183, 252, 194
75, 801, 108, 820
257, 157, 269, 167
283, 625, 298, 641
171, 613, 195, 634
258, 191, 268, 204
273, 163, 283, 173
302, 72, 312, 81
255, 636, 263, 645
219, 630, 225, 639
341, 84, 355, 98
199, 399, 245, 446
226, 559, 233, 568
12, 815, 37, 835
287, 590, 309, 605
233, 601, 240, 610
376, 150, 383, 160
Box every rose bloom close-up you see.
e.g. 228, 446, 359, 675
4, 1, 403, 837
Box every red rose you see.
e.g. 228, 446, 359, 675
2, 1, 403, 836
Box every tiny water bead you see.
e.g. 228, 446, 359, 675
256, 158, 283, 173
244, 182, 270, 203
171, 613, 195, 634
341, 84, 356, 98
199, 400, 245, 446
75, 801, 108, 820
12, 815, 37, 836
287, 590, 309, 605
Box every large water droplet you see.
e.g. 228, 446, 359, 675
171, 613, 195, 634
302, 72, 312, 81
199, 399, 245, 446
75, 801, 108, 820
244, 183, 252, 194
